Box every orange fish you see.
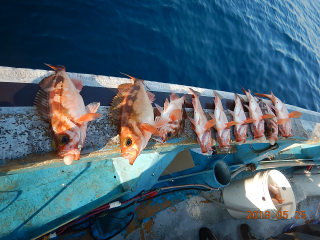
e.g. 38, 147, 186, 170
188, 88, 216, 155
240, 86, 275, 141
228, 93, 255, 145
268, 183, 284, 204
35, 64, 102, 165
260, 102, 278, 145
110, 73, 167, 165
209, 91, 238, 149
155, 92, 185, 142
254, 91, 302, 137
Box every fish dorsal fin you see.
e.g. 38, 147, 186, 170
169, 109, 182, 121
146, 91, 155, 103
141, 123, 160, 136
86, 102, 100, 113
110, 92, 124, 120
77, 113, 102, 124
34, 89, 50, 122
204, 119, 216, 131
164, 98, 169, 111
154, 116, 170, 128
155, 103, 164, 114
288, 111, 302, 118
170, 92, 180, 101
118, 83, 134, 95
39, 74, 55, 90
228, 109, 235, 118
189, 88, 201, 98
70, 78, 83, 92
189, 117, 196, 126
226, 121, 238, 128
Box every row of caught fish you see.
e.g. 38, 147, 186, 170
35, 64, 301, 166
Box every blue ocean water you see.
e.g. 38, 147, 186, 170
0, 0, 319, 111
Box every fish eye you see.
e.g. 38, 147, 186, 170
167, 132, 172, 138
124, 137, 133, 147
58, 134, 70, 145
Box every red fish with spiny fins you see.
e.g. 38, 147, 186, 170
228, 93, 255, 145
240, 86, 275, 142
110, 73, 168, 165
189, 88, 216, 155
155, 92, 186, 142
209, 91, 238, 149
35, 64, 102, 165
259, 101, 278, 145
254, 91, 302, 137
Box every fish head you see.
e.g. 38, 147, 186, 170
265, 120, 278, 144
215, 129, 231, 150
120, 125, 145, 165
55, 125, 86, 165
159, 122, 180, 142
234, 125, 247, 144
197, 130, 213, 154
279, 121, 292, 138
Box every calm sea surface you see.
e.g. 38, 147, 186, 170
0, 0, 319, 111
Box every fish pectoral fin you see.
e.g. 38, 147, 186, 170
164, 98, 169, 111
118, 83, 134, 95
278, 118, 291, 125
243, 118, 255, 124
227, 109, 235, 118
70, 78, 83, 92
77, 113, 102, 124
155, 103, 164, 114
169, 109, 182, 121
288, 111, 302, 118
262, 114, 275, 119
154, 116, 170, 128
226, 121, 238, 127
204, 119, 216, 131
170, 92, 180, 101
86, 102, 100, 113
141, 123, 160, 136
146, 91, 155, 103
152, 136, 164, 144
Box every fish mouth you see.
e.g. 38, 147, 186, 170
59, 151, 80, 165
121, 152, 138, 165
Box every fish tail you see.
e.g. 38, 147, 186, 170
44, 63, 66, 72
189, 88, 201, 98
120, 72, 140, 83
254, 92, 272, 100
239, 84, 247, 94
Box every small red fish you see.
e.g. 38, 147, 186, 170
209, 91, 238, 149
188, 88, 216, 155
255, 91, 302, 137
240, 86, 275, 141
260, 102, 278, 145
155, 92, 185, 142
35, 64, 102, 165
228, 93, 255, 145
268, 183, 284, 204
110, 73, 167, 165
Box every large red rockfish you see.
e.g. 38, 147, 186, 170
110, 73, 166, 165
35, 64, 102, 165
255, 91, 302, 137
